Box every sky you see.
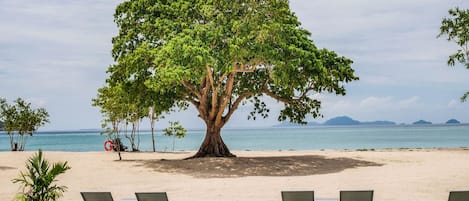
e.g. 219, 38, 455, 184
0, 0, 469, 130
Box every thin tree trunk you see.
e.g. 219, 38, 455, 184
125, 122, 139, 152
150, 108, 156, 152
116, 135, 122, 160
131, 123, 137, 151
136, 121, 141, 151
8, 133, 14, 151
189, 123, 235, 158
113, 121, 122, 161
18, 134, 23, 151
20, 134, 27, 151
172, 135, 175, 152
15, 134, 20, 151
19, 135, 24, 151
151, 122, 156, 152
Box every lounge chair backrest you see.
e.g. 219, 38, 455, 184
340, 190, 373, 201
81, 192, 114, 201
449, 191, 469, 201
281, 191, 314, 201
135, 192, 169, 201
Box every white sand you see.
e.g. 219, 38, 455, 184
1, 149, 469, 201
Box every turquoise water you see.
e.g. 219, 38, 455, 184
0, 125, 468, 152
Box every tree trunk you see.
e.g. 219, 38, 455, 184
9, 133, 15, 151
115, 136, 122, 160
113, 121, 122, 161
151, 119, 156, 152
189, 123, 235, 158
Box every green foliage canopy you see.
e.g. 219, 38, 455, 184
438, 7, 469, 101
109, 0, 358, 124
105, 0, 358, 157
0, 98, 50, 151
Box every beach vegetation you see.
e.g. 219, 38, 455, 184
93, 85, 146, 152
163, 121, 187, 151
93, 86, 127, 159
93, 82, 176, 155
12, 150, 70, 201
356, 148, 375, 151
438, 7, 469, 101
0, 98, 49, 151
105, 0, 358, 158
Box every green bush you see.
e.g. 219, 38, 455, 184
12, 150, 71, 201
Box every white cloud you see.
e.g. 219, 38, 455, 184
2, 0, 469, 129
359, 96, 393, 108
399, 96, 420, 109
292, 0, 469, 88
448, 99, 459, 108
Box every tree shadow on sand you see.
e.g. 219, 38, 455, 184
131, 155, 382, 178
0, 166, 15, 171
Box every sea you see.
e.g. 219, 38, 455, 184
0, 124, 469, 152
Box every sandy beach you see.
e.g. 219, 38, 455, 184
1, 149, 469, 201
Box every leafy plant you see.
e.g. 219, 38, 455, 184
12, 150, 71, 201
438, 7, 469, 101
163, 121, 187, 151
0, 98, 49, 151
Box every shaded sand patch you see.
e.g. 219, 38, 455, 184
0, 166, 15, 171
132, 155, 381, 178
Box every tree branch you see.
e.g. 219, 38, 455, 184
181, 81, 202, 99
198, 75, 210, 118
222, 91, 254, 124
206, 65, 218, 120
199, 76, 207, 93
215, 72, 236, 125
183, 96, 200, 108
297, 83, 315, 99
262, 90, 291, 103
206, 65, 215, 91
184, 97, 208, 123
233, 60, 261, 73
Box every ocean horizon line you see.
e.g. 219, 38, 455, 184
20, 122, 469, 134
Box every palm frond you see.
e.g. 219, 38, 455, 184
12, 150, 70, 201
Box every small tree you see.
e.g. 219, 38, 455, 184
92, 86, 127, 160
0, 98, 49, 151
163, 121, 187, 152
438, 7, 469, 101
12, 150, 70, 201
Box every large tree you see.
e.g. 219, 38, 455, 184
107, 0, 358, 158
438, 7, 469, 101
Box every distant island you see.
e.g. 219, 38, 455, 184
274, 116, 396, 127
446, 119, 461, 124
413, 120, 432, 125
324, 116, 360, 125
